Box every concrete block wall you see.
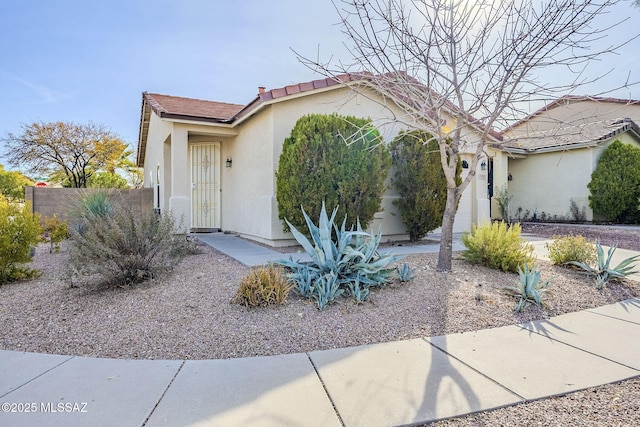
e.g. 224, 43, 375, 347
25, 187, 154, 224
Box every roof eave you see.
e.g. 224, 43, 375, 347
158, 112, 236, 125
137, 95, 151, 167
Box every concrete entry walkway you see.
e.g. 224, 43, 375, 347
196, 231, 466, 267
2, 231, 639, 426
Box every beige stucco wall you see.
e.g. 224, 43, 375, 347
142, 114, 172, 211
504, 135, 640, 222
220, 106, 276, 239
507, 148, 597, 221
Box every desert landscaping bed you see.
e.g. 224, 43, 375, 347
1, 225, 639, 425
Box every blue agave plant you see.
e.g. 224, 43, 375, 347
567, 240, 639, 289
504, 262, 551, 312
273, 202, 403, 310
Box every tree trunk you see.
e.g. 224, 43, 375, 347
437, 186, 459, 271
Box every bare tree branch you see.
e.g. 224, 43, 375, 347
296, 0, 637, 270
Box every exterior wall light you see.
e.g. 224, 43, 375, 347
508, 173, 513, 181
461, 160, 469, 169
226, 157, 232, 168
480, 160, 487, 171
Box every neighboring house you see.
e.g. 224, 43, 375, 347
136, 76, 497, 246
498, 96, 640, 221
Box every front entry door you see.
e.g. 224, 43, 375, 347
191, 143, 220, 231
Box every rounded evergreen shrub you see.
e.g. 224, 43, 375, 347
391, 130, 450, 241
276, 113, 391, 232
588, 140, 640, 223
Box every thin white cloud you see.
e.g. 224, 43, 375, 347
0, 69, 63, 105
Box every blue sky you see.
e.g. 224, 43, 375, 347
1, 0, 639, 157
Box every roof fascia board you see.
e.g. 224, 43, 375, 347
158, 113, 236, 125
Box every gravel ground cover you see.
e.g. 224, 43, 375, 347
0, 224, 639, 425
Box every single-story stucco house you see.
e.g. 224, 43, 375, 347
136, 76, 639, 245
498, 96, 640, 222
136, 76, 501, 246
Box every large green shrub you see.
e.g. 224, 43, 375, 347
0, 195, 42, 284
276, 113, 391, 232
588, 140, 640, 223
66, 195, 196, 288
391, 130, 454, 241
461, 221, 534, 273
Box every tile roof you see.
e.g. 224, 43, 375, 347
504, 95, 640, 132
141, 77, 350, 125
257, 77, 343, 101
143, 93, 245, 122
500, 117, 640, 152
137, 73, 504, 165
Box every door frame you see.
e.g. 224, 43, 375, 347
190, 142, 221, 231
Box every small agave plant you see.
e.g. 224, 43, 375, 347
504, 262, 551, 312
567, 240, 639, 289
397, 263, 415, 282
273, 202, 403, 310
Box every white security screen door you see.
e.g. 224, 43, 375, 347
191, 143, 220, 230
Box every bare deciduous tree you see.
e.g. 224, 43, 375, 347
299, 0, 635, 271
2, 121, 128, 188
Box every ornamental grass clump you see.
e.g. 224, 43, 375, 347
66, 195, 196, 288
461, 221, 534, 273
273, 202, 403, 310
233, 265, 294, 307
546, 234, 596, 266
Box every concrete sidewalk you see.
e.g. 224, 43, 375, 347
2, 232, 639, 426
1, 299, 639, 426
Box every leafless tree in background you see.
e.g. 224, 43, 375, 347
299, 0, 635, 271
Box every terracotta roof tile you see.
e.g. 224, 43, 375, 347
313, 78, 330, 89
270, 88, 288, 98
144, 93, 245, 121
299, 82, 315, 91
285, 84, 301, 95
